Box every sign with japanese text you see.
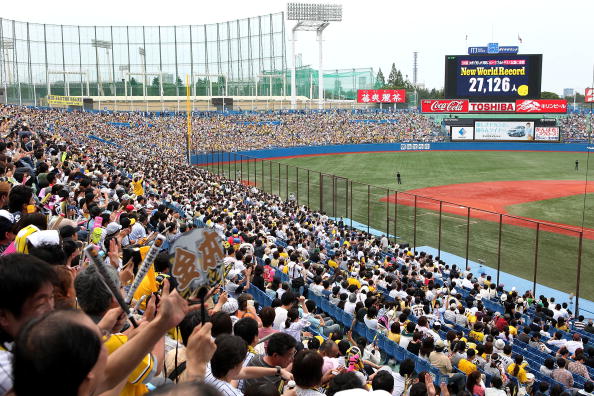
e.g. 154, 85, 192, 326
169, 228, 225, 294
445, 54, 542, 100
515, 99, 567, 113
534, 127, 560, 141
357, 89, 406, 103
475, 121, 535, 141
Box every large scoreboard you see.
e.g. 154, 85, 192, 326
444, 54, 542, 101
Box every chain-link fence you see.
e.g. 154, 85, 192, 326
201, 151, 590, 314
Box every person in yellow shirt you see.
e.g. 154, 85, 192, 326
279, 250, 289, 260
347, 277, 361, 289
74, 264, 161, 396
509, 323, 519, 336
388, 323, 401, 343
469, 323, 485, 343
507, 355, 529, 383
131, 175, 144, 197
104, 333, 157, 396
328, 256, 338, 269
556, 317, 569, 331
458, 349, 478, 375
133, 249, 172, 310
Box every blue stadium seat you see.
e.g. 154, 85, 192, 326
339, 311, 352, 328
365, 326, 375, 343
378, 334, 388, 351
354, 321, 366, 338
385, 340, 398, 360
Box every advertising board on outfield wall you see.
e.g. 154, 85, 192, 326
534, 127, 561, 141
421, 99, 469, 112
421, 99, 567, 114
450, 126, 475, 140
475, 121, 535, 140
474, 122, 559, 142
357, 89, 406, 103
515, 99, 567, 113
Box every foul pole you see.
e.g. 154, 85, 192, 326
186, 74, 192, 164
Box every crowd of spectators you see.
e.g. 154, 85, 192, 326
0, 104, 592, 396
0, 106, 443, 155
558, 114, 594, 141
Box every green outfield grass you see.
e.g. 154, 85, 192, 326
506, 194, 594, 227
203, 150, 594, 300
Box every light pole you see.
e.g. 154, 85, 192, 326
91, 39, 113, 109
287, 3, 342, 110
91, 40, 113, 92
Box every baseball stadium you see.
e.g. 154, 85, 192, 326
1, 2, 594, 396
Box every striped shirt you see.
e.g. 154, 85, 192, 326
204, 368, 244, 396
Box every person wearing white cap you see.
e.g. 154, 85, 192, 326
493, 339, 506, 355
104, 222, 122, 238
221, 298, 240, 326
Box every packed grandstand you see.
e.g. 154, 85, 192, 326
0, 103, 592, 396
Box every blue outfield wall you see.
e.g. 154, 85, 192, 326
191, 142, 593, 165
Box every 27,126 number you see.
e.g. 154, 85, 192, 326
468, 77, 511, 93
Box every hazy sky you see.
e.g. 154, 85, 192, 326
3, 0, 593, 95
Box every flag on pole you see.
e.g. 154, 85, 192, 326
517, 34, 523, 43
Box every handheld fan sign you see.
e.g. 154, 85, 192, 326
168, 228, 225, 296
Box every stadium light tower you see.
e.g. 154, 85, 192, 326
287, 3, 342, 110
91, 39, 113, 97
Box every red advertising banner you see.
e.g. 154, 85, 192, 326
421, 99, 469, 113
586, 88, 594, 103
357, 89, 406, 103
515, 99, 567, 113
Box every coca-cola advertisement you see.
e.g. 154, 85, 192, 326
515, 99, 567, 113
421, 99, 469, 113
357, 89, 406, 103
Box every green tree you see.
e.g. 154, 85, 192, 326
129, 77, 138, 86
387, 63, 398, 88
152, 77, 160, 87
395, 70, 405, 88
387, 63, 408, 89
176, 77, 183, 87
374, 68, 386, 89
541, 91, 560, 99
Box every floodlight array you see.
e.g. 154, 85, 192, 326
287, 3, 342, 21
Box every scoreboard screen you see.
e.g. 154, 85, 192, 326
445, 54, 542, 101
